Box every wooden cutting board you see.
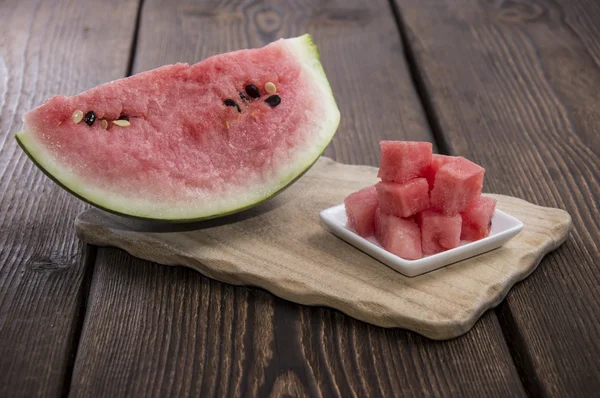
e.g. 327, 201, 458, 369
75, 157, 572, 339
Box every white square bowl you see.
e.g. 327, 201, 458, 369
319, 204, 524, 277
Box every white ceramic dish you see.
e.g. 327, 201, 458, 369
320, 204, 524, 277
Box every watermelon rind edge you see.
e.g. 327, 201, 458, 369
14, 34, 340, 222
14, 132, 324, 222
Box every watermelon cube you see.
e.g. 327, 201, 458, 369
376, 178, 429, 218
425, 154, 457, 189
430, 157, 485, 215
419, 210, 462, 255
378, 141, 432, 183
344, 186, 378, 237
461, 196, 497, 241
374, 207, 385, 241
375, 210, 422, 260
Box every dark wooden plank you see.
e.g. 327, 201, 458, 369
0, 0, 140, 396
392, 0, 600, 395
72, 252, 525, 397
69, 0, 527, 397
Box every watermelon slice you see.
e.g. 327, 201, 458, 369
15, 35, 340, 221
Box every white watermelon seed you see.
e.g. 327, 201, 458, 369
72, 110, 84, 124
113, 119, 131, 127
100, 119, 108, 129
265, 82, 276, 94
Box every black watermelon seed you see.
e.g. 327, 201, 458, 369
265, 94, 281, 108
245, 84, 260, 98
239, 92, 249, 101
224, 99, 241, 113
83, 111, 96, 126
118, 115, 129, 121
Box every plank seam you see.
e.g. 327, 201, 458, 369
63, 0, 146, 393
61, 244, 97, 398
497, 302, 545, 398
386, 0, 450, 155
387, 0, 535, 396
126, 0, 146, 77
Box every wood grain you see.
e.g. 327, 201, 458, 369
75, 158, 572, 338
392, 0, 600, 394
68, 0, 527, 396
71, 250, 524, 397
0, 0, 139, 396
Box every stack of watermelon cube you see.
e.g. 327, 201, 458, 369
344, 141, 497, 260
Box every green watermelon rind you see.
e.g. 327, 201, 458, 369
14, 133, 322, 222
14, 34, 340, 222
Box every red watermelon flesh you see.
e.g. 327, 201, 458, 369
374, 207, 384, 242
419, 210, 462, 255
461, 196, 497, 241
344, 186, 378, 237
378, 141, 432, 183
375, 210, 422, 260
430, 157, 484, 215
15, 35, 340, 221
425, 154, 456, 189
375, 178, 429, 218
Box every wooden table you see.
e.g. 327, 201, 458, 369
1, 0, 598, 396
